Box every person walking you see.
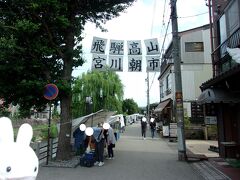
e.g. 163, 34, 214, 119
106, 126, 116, 159
150, 117, 156, 139
141, 117, 147, 140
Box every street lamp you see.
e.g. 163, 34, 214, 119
86, 96, 93, 126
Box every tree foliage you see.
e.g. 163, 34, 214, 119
72, 69, 124, 118
122, 98, 139, 115
0, 0, 135, 160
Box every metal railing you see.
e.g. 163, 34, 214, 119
31, 138, 58, 164
160, 58, 173, 73
212, 27, 240, 76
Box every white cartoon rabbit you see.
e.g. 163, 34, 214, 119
0, 117, 39, 180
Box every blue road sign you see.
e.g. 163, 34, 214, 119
44, 84, 59, 100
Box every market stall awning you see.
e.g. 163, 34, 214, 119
71, 110, 116, 132
197, 88, 240, 104
154, 99, 171, 113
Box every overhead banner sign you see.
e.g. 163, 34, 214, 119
144, 38, 160, 55
128, 56, 142, 72
90, 37, 160, 72
91, 37, 107, 54
92, 54, 107, 71
127, 40, 142, 55
109, 40, 124, 55
146, 55, 160, 72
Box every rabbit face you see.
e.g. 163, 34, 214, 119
0, 117, 39, 180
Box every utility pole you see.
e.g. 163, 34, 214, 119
170, 0, 186, 161
206, 0, 215, 76
146, 72, 150, 122
147, 72, 150, 121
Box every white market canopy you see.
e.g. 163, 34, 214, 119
71, 109, 116, 132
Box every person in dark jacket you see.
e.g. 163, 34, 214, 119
73, 128, 86, 155
150, 118, 156, 138
141, 117, 147, 140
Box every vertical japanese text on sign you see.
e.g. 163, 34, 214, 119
144, 38, 160, 55
109, 55, 123, 71
91, 37, 107, 54
128, 56, 142, 72
127, 40, 142, 55
146, 55, 160, 72
109, 40, 124, 55
92, 54, 107, 71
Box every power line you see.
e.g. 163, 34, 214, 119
179, 12, 208, 19
149, 18, 171, 91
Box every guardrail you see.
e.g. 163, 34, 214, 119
31, 138, 58, 164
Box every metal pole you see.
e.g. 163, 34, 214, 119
170, 0, 186, 161
207, 0, 215, 76
147, 72, 150, 121
46, 102, 52, 165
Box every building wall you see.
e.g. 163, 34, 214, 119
180, 30, 204, 64
159, 25, 212, 121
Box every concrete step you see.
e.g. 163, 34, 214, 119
192, 160, 231, 180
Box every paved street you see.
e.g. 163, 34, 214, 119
37, 122, 204, 180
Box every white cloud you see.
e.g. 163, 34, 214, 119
73, 0, 209, 107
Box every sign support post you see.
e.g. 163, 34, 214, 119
43, 84, 59, 165
46, 102, 52, 165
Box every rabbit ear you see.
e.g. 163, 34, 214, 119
16, 123, 33, 146
0, 117, 14, 143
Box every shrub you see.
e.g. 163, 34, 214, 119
40, 124, 58, 140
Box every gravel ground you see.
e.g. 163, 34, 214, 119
42, 155, 80, 168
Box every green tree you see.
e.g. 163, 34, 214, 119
0, 0, 135, 160
122, 98, 139, 115
72, 69, 124, 118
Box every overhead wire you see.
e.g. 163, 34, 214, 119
179, 12, 208, 19
149, 0, 171, 92
148, 7, 208, 92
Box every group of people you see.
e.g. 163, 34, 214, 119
73, 122, 117, 167
141, 116, 156, 139
92, 124, 116, 167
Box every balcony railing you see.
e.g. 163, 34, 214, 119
161, 58, 173, 73
165, 89, 172, 95
212, 27, 240, 76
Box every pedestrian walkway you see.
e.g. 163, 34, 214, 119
185, 139, 240, 179
37, 122, 203, 180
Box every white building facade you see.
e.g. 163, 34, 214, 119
156, 24, 212, 124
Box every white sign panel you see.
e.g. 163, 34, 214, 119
91, 36, 107, 54
127, 40, 142, 55
169, 123, 177, 137
109, 55, 123, 71
92, 54, 107, 71
205, 116, 217, 125
128, 56, 142, 72
146, 55, 160, 72
163, 126, 169, 137
109, 40, 124, 55
144, 38, 160, 55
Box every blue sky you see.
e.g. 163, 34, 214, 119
73, 0, 209, 107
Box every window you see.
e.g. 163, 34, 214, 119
160, 82, 164, 98
227, 0, 239, 35
166, 74, 172, 95
219, 14, 227, 44
185, 42, 204, 52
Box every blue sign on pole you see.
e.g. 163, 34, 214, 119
44, 84, 59, 100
